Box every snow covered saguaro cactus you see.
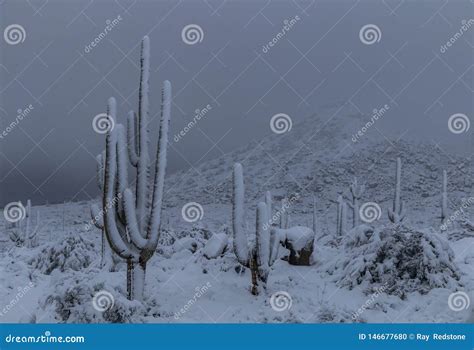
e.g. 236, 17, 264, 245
336, 195, 347, 235
265, 191, 272, 225
126, 35, 151, 234
347, 177, 364, 227
279, 198, 289, 229
101, 57, 171, 301
441, 170, 448, 226
90, 153, 115, 270
388, 157, 406, 224
232, 163, 279, 295
21, 200, 39, 248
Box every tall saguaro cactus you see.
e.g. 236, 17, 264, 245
388, 157, 406, 224
347, 177, 364, 227
99, 36, 172, 301
441, 170, 448, 225
232, 163, 279, 295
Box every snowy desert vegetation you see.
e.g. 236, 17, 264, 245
1, 36, 473, 324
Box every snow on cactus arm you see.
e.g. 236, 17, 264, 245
203, 233, 228, 259
126, 111, 139, 167
122, 189, 148, 249
146, 80, 171, 251
135, 35, 151, 233
103, 99, 139, 260
256, 202, 270, 272
90, 204, 103, 229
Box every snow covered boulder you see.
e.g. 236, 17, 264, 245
276, 226, 315, 266
172, 237, 199, 254
203, 233, 228, 259
334, 225, 461, 298
29, 235, 96, 275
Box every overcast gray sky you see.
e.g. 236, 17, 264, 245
0, 0, 472, 206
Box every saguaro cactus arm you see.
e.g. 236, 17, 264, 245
103, 99, 139, 261
122, 189, 148, 249
96, 153, 105, 191
126, 111, 139, 167
135, 36, 151, 232
265, 191, 272, 224
145, 80, 171, 251
256, 202, 270, 272
90, 204, 104, 229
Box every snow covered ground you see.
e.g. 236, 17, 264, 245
1, 106, 473, 324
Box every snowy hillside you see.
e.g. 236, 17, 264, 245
1, 103, 473, 324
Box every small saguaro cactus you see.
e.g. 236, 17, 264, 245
90, 153, 115, 270
388, 157, 406, 224
441, 170, 448, 226
265, 191, 273, 225
279, 198, 289, 229
232, 163, 280, 295
10, 200, 40, 248
347, 177, 364, 227
99, 36, 172, 302
336, 195, 347, 235
24, 200, 40, 248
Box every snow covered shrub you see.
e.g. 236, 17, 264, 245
40, 269, 145, 323
29, 235, 96, 275
333, 225, 461, 298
